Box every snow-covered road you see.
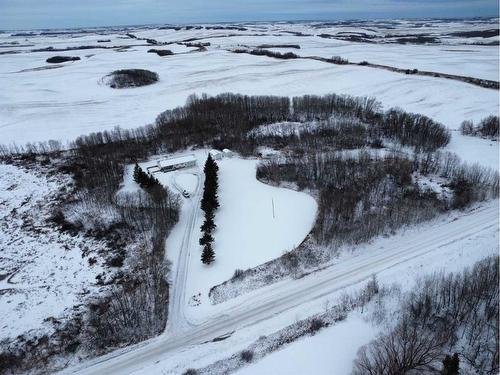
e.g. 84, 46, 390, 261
166, 170, 202, 334
61, 200, 498, 375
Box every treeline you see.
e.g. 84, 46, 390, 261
105, 69, 159, 89
155, 93, 290, 152
232, 48, 299, 60
325, 55, 349, 65
382, 108, 451, 151
460, 115, 499, 139
354, 256, 499, 375
257, 150, 498, 245
0, 139, 63, 156
2, 93, 451, 160
133, 163, 161, 189
57, 132, 180, 350
256, 44, 301, 49
199, 155, 219, 265
46, 56, 80, 63
291, 95, 450, 151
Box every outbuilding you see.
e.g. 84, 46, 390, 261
157, 154, 196, 172
222, 148, 233, 158
209, 149, 223, 160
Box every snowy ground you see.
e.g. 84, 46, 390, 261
235, 314, 377, 375
185, 156, 317, 319
446, 131, 499, 171
0, 163, 107, 341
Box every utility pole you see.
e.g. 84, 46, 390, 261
272, 198, 275, 219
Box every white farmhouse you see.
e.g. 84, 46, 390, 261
157, 154, 196, 172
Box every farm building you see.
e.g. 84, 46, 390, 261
156, 154, 196, 172
209, 149, 223, 160
222, 148, 233, 158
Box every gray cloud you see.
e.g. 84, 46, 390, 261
0, 0, 497, 29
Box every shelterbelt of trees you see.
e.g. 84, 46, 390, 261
57, 92, 451, 159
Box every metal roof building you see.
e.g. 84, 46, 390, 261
157, 154, 196, 172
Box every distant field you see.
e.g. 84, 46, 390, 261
0, 19, 498, 146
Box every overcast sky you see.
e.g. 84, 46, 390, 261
0, 0, 498, 30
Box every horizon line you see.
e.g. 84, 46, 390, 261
2, 14, 498, 32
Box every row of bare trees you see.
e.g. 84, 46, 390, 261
257, 150, 498, 246
354, 256, 499, 375
460, 115, 499, 139
1, 93, 451, 161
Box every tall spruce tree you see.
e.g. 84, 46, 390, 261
201, 242, 215, 264
133, 163, 141, 184
199, 154, 219, 265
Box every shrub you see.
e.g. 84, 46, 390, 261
232, 269, 244, 280
460, 116, 499, 139
104, 69, 159, 88
48, 208, 83, 233
247, 49, 299, 59
328, 56, 349, 65
308, 318, 325, 334
478, 115, 499, 138
106, 252, 125, 268
256, 44, 301, 49
46, 56, 80, 63
448, 177, 474, 209
460, 120, 474, 135
182, 369, 198, 375
147, 49, 173, 57
240, 350, 254, 362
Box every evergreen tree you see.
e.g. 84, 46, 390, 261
199, 154, 220, 265
200, 213, 216, 233
199, 231, 214, 246
441, 353, 459, 375
201, 242, 215, 264
133, 163, 141, 184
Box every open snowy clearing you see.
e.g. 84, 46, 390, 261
185, 156, 317, 319
446, 131, 499, 171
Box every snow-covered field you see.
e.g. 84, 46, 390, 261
1, 19, 498, 146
